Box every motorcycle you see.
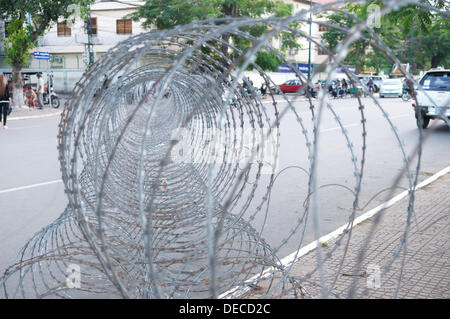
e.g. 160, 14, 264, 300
259, 84, 268, 98
306, 83, 319, 98
401, 88, 411, 101
43, 85, 60, 108
328, 81, 346, 98
43, 73, 60, 108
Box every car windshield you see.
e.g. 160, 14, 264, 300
420, 72, 450, 91
383, 80, 401, 85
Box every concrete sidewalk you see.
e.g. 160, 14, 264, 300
248, 172, 449, 299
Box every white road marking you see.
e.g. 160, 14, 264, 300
219, 165, 450, 299
320, 123, 360, 132
8, 112, 62, 121
320, 114, 410, 133
0, 179, 63, 195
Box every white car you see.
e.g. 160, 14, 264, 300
415, 69, 450, 128
379, 79, 403, 98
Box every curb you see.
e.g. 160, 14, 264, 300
219, 165, 450, 299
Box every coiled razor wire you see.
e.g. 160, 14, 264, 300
1, 0, 449, 299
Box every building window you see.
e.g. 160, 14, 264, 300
85, 17, 97, 35
50, 55, 64, 69
116, 19, 132, 34
57, 23, 71, 37
317, 46, 328, 55
319, 24, 329, 32
289, 47, 299, 56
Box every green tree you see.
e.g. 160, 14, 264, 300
130, 0, 300, 71
0, 0, 93, 107
380, 0, 447, 35
354, 0, 449, 71
3, 21, 34, 70
320, 10, 372, 74
414, 27, 450, 69
391, 1, 450, 69
321, 1, 449, 74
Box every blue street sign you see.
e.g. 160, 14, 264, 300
336, 65, 356, 74
33, 52, 50, 60
297, 63, 313, 74
277, 63, 314, 74
277, 63, 356, 74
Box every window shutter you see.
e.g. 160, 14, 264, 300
117, 19, 132, 34
125, 20, 132, 34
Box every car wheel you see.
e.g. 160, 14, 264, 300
417, 117, 430, 129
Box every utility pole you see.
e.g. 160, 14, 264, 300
307, 0, 312, 81
84, 12, 94, 69
409, 29, 413, 74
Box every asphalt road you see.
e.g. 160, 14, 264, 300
0, 116, 67, 274
0, 96, 448, 278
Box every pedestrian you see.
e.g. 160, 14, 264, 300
0, 73, 12, 130
336, 79, 342, 97
342, 78, 348, 92
24, 84, 39, 109
36, 72, 44, 109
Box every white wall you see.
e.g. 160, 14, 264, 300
284, 0, 330, 65
37, 2, 147, 59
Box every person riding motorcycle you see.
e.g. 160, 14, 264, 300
260, 83, 267, 97
402, 79, 411, 93
401, 78, 412, 101
367, 78, 375, 94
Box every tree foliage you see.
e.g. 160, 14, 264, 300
413, 27, 450, 69
130, 0, 300, 71
131, 0, 293, 29
0, 0, 94, 45
320, 9, 372, 74
3, 20, 34, 68
321, 0, 449, 74
0, 0, 93, 106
